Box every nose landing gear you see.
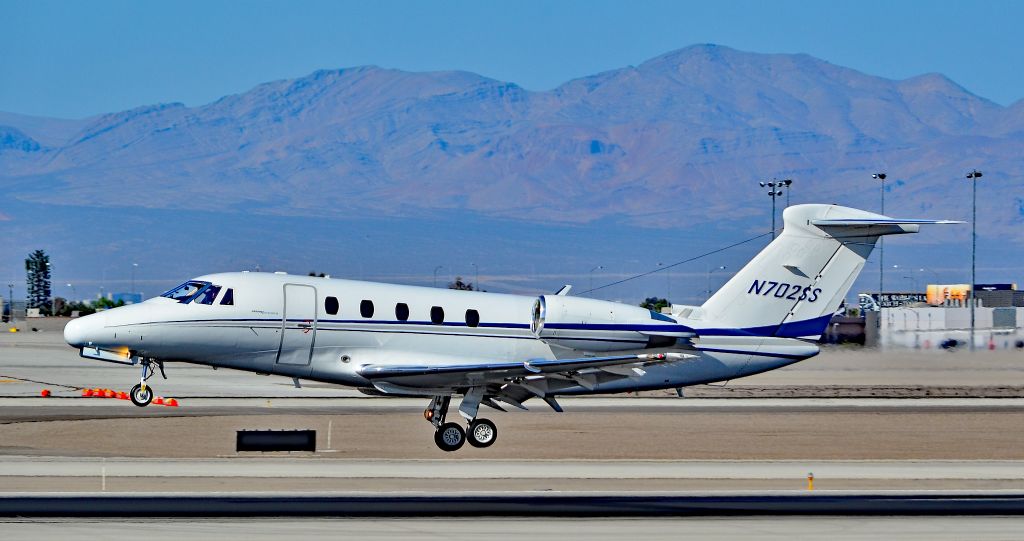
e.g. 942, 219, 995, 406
130, 383, 153, 407
130, 358, 165, 408
424, 395, 498, 451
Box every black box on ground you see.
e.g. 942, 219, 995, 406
236, 429, 316, 452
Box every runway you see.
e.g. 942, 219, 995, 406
4, 517, 1023, 540
3, 491, 1024, 517
3, 323, 1024, 525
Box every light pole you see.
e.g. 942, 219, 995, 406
131, 263, 138, 295
67, 283, 76, 303
46, 261, 53, 316
920, 267, 939, 287
966, 169, 983, 351
589, 265, 603, 296
433, 265, 444, 288
784, 178, 793, 207
759, 179, 792, 240
873, 173, 887, 295
706, 265, 727, 301
7, 283, 13, 328
658, 262, 671, 302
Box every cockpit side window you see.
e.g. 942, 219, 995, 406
160, 281, 210, 303
220, 288, 234, 305
194, 285, 222, 305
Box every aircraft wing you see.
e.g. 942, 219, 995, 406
358, 352, 695, 394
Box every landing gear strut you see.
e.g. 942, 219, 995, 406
425, 396, 464, 451
130, 358, 164, 407
424, 395, 498, 451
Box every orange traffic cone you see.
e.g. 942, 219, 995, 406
82, 389, 93, 397
117, 392, 128, 400
104, 389, 115, 398
153, 397, 164, 405
164, 398, 179, 407
40, 389, 51, 397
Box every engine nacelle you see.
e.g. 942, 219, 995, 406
530, 295, 687, 352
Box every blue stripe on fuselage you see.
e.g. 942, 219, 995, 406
692, 314, 834, 338
111, 314, 832, 339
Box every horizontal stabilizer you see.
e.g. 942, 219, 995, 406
811, 218, 962, 226
810, 217, 961, 238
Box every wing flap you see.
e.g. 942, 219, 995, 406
359, 352, 689, 381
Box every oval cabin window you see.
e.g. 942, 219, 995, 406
395, 303, 410, 321
325, 296, 339, 315
360, 300, 374, 318
430, 306, 444, 325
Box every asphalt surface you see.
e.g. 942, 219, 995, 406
4, 517, 1023, 540
3, 320, 1024, 520
4, 491, 1024, 517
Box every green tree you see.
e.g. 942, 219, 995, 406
640, 297, 670, 312
92, 297, 125, 310
25, 250, 52, 315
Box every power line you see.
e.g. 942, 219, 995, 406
579, 231, 774, 295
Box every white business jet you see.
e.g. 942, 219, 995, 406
64, 204, 956, 451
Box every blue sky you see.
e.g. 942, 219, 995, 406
1, 0, 1022, 118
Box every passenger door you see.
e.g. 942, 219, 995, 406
277, 284, 317, 366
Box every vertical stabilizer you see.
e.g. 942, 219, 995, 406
698, 204, 954, 339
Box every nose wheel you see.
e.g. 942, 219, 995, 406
130, 383, 154, 407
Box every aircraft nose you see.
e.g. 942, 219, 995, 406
63, 313, 106, 348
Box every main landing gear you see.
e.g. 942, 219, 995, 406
424, 396, 498, 452
130, 358, 165, 407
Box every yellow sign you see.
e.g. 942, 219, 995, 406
926, 284, 970, 305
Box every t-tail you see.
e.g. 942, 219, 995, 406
695, 204, 959, 341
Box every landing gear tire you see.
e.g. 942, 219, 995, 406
130, 383, 154, 407
467, 418, 497, 448
433, 422, 466, 452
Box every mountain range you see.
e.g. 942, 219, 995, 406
0, 44, 1021, 298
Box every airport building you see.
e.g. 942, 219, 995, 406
855, 283, 1024, 350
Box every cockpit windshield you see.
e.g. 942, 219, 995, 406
160, 281, 211, 303
193, 285, 222, 305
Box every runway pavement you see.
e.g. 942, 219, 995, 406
4, 516, 1024, 540
3, 319, 1024, 519
3, 491, 1024, 517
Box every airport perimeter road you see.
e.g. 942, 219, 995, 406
3, 516, 1023, 540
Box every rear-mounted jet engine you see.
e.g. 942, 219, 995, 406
530, 295, 693, 352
